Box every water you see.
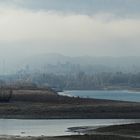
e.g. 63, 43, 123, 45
0, 119, 139, 136
59, 90, 140, 102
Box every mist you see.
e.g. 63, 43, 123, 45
0, 0, 139, 74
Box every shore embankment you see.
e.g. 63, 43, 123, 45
0, 89, 139, 119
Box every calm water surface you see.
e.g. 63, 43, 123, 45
0, 119, 139, 136
59, 90, 140, 102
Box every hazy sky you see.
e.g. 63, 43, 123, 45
0, 0, 140, 59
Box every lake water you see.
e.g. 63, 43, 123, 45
59, 90, 140, 102
0, 119, 139, 136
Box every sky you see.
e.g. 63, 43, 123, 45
0, 0, 140, 61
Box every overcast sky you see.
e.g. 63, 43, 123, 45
0, 0, 140, 60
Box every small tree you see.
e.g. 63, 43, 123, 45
0, 89, 12, 102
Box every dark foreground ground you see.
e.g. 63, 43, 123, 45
0, 135, 138, 140
0, 123, 140, 140
94, 124, 140, 138
0, 89, 140, 119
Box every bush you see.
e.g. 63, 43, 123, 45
0, 89, 12, 102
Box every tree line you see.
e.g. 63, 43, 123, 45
30, 72, 140, 90
1, 71, 140, 90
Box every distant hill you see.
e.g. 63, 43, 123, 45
1, 53, 140, 75
18, 53, 140, 74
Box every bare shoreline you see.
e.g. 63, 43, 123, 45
0, 99, 140, 119
0, 88, 139, 119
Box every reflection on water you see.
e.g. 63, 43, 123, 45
0, 119, 139, 136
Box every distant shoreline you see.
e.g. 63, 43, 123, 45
59, 89, 140, 103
